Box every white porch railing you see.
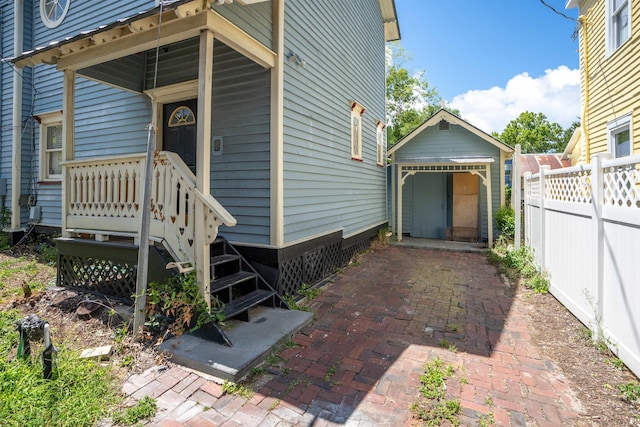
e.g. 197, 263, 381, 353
63, 151, 236, 299
524, 153, 640, 379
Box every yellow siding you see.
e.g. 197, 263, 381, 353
577, 0, 640, 162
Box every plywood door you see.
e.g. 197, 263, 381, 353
452, 173, 478, 241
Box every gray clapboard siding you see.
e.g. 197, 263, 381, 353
282, 0, 387, 244
74, 78, 151, 159
211, 2, 272, 48
33, 0, 154, 46
211, 43, 271, 244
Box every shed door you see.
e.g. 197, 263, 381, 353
452, 173, 478, 241
411, 173, 446, 239
163, 99, 197, 174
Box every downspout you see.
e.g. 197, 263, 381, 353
579, 14, 590, 162
10, 0, 23, 230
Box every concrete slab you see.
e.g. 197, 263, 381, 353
160, 307, 313, 382
390, 236, 487, 252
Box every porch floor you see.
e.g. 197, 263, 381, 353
390, 236, 487, 252
159, 307, 313, 382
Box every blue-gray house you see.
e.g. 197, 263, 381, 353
2, 0, 399, 321
388, 109, 513, 247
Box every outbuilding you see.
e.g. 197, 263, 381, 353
388, 109, 513, 247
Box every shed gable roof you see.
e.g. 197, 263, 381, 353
387, 109, 514, 155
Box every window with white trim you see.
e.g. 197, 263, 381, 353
40, 0, 70, 29
39, 112, 63, 181
350, 101, 365, 160
607, 113, 632, 158
607, 0, 630, 55
376, 120, 386, 166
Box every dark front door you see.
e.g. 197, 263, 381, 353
163, 99, 197, 173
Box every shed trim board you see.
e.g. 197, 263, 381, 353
388, 109, 514, 156
394, 160, 494, 247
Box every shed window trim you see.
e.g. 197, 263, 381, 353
38, 111, 63, 181
350, 101, 365, 161
607, 0, 631, 56
607, 113, 633, 158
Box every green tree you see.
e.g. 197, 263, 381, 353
493, 111, 577, 154
386, 44, 455, 146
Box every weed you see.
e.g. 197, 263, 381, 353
605, 357, 625, 370
524, 274, 549, 294
145, 272, 224, 336
298, 283, 320, 300
485, 394, 493, 407
221, 380, 254, 399
439, 338, 449, 349
495, 204, 515, 240
578, 326, 592, 342
284, 283, 320, 311
266, 352, 283, 366
120, 355, 135, 368
448, 344, 457, 353
478, 411, 496, 427
417, 358, 455, 400
286, 378, 301, 393
249, 366, 265, 378
37, 243, 58, 266
325, 359, 342, 382
410, 358, 463, 423
268, 399, 280, 411
618, 382, 640, 403
112, 396, 157, 426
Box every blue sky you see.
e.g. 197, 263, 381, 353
393, 0, 581, 133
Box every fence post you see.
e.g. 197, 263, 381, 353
513, 144, 522, 248
523, 171, 532, 246
590, 153, 611, 341
538, 165, 550, 271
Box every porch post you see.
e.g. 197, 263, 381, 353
270, 0, 284, 246
513, 144, 522, 248
397, 164, 403, 242
61, 70, 76, 238
486, 163, 493, 248
195, 29, 214, 307
391, 157, 396, 236
10, 0, 23, 231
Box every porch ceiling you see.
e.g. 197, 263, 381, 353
396, 157, 495, 165
12, 0, 275, 73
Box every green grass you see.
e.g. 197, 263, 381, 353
0, 310, 152, 427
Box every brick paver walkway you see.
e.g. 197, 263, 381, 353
122, 246, 586, 426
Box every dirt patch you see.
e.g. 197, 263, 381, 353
523, 287, 640, 425
0, 246, 162, 384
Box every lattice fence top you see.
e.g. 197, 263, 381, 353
603, 164, 640, 208
545, 170, 593, 204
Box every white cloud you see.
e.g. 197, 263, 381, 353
448, 66, 580, 134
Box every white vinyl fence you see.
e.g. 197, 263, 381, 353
524, 153, 640, 379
